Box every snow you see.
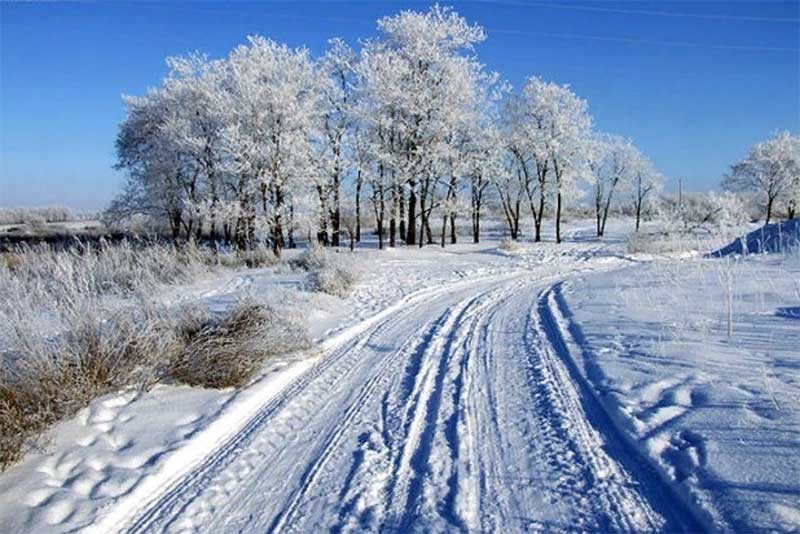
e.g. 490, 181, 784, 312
0, 221, 798, 532
711, 218, 800, 256
561, 243, 800, 531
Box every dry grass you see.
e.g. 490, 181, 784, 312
0, 307, 179, 469
297, 245, 359, 297
170, 303, 310, 389
0, 240, 303, 470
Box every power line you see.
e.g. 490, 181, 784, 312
476, 0, 800, 23
489, 27, 800, 52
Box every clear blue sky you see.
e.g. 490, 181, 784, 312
1, 1, 798, 209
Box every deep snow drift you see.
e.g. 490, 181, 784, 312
711, 218, 800, 256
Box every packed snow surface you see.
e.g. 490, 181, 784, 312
0, 222, 797, 533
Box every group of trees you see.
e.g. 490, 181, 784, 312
109, 5, 663, 254
722, 131, 800, 224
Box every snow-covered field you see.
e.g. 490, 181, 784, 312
0, 221, 798, 533
561, 247, 800, 531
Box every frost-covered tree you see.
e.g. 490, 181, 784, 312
630, 156, 663, 231
505, 77, 592, 243
111, 40, 322, 252
109, 5, 655, 251
218, 36, 322, 254
589, 134, 641, 237
357, 5, 489, 247
113, 88, 190, 240
466, 123, 504, 243
316, 38, 357, 246
502, 93, 546, 242
493, 157, 525, 240
722, 131, 800, 224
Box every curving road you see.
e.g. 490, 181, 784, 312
110, 267, 704, 533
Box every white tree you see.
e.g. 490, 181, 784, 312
160, 53, 229, 241
589, 133, 641, 237
357, 5, 488, 247
113, 87, 192, 240
316, 38, 357, 246
722, 131, 800, 224
466, 122, 504, 243
630, 155, 663, 231
507, 77, 592, 243
218, 36, 322, 254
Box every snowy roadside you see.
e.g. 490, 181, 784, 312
557, 251, 800, 531
0, 234, 611, 533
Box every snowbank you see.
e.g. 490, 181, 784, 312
711, 218, 800, 256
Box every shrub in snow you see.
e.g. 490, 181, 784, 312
170, 303, 310, 389
0, 239, 288, 470
297, 245, 359, 297
309, 264, 358, 297
240, 245, 279, 268
296, 244, 331, 271
497, 238, 523, 252
0, 304, 178, 470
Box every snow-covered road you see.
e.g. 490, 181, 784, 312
98, 267, 703, 533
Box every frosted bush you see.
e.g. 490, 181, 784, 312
309, 264, 358, 297
297, 245, 359, 297
296, 244, 331, 271
170, 303, 310, 388
498, 238, 523, 252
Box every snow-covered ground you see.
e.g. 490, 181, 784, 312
560, 247, 800, 532
0, 221, 798, 532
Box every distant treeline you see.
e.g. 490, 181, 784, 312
0, 206, 96, 226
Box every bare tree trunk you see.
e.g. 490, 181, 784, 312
288, 203, 296, 248
418, 189, 426, 249
406, 179, 417, 245
535, 190, 545, 242
635, 200, 643, 231
316, 185, 329, 245
599, 179, 619, 237
272, 186, 285, 257
389, 182, 398, 248
425, 216, 434, 245
330, 174, 341, 247
355, 169, 362, 242
595, 186, 603, 237
471, 179, 481, 244
399, 187, 406, 242
766, 197, 774, 225
556, 190, 563, 244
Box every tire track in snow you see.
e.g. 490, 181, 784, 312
105, 258, 704, 534
533, 283, 708, 533
381, 286, 510, 532
119, 278, 479, 534
270, 292, 491, 533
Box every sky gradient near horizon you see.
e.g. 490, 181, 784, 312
1, 0, 798, 210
